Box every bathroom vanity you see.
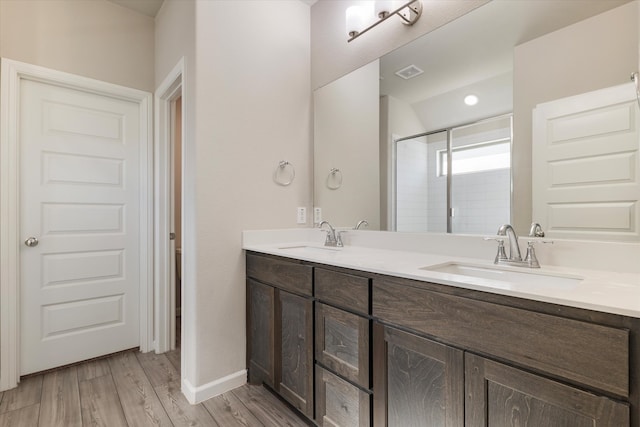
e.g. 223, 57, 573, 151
244, 233, 640, 427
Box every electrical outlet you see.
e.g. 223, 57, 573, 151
296, 207, 307, 224
313, 207, 322, 224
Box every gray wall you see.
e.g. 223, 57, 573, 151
0, 0, 154, 92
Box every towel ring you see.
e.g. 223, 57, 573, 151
274, 161, 295, 186
326, 167, 343, 190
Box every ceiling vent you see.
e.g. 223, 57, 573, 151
395, 64, 424, 80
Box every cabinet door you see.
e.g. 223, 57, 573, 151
316, 303, 370, 388
373, 323, 464, 427
277, 290, 314, 418
465, 353, 629, 427
247, 279, 275, 387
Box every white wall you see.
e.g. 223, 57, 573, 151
512, 1, 639, 234
310, 0, 488, 89
191, 0, 311, 390
0, 0, 154, 92
314, 60, 379, 229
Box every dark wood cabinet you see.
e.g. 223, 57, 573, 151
314, 268, 372, 427
316, 302, 370, 389
277, 289, 314, 417
465, 353, 629, 427
316, 365, 371, 427
247, 279, 275, 387
373, 322, 464, 427
246, 251, 639, 427
315, 268, 370, 316
372, 278, 629, 397
246, 254, 314, 418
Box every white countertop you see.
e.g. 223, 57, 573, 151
243, 230, 640, 318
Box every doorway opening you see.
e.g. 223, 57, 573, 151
172, 96, 183, 350
154, 58, 184, 364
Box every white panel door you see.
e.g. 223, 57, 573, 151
532, 84, 640, 241
20, 78, 141, 374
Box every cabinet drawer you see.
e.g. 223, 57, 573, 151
316, 268, 369, 315
316, 365, 371, 427
246, 253, 312, 296
373, 279, 629, 397
316, 303, 370, 389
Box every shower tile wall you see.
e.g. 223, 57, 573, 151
396, 137, 429, 232
451, 169, 510, 234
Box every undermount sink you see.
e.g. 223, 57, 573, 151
421, 262, 583, 288
277, 245, 342, 254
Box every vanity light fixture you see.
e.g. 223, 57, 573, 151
464, 94, 479, 106
347, 0, 423, 42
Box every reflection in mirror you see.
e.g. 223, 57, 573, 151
314, 60, 380, 229
392, 115, 511, 235
314, 0, 637, 239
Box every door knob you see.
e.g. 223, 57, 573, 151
24, 237, 39, 247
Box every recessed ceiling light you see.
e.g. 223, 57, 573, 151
395, 65, 424, 80
464, 94, 479, 106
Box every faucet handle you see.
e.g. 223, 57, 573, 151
483, 236, 505, 241
484, 236, 508, 263
524, 241, 541, 268
494, 240, 508, 264
522, 237, 554, 245
336, 230, 345, 247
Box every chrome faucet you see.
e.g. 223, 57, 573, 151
529, 222, 545, 237
497, 224, 522, 262
488, 223, 547, 268
354, 220, 369, 230
319, 220, 343, 247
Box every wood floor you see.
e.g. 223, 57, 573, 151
0, 347, 309, 426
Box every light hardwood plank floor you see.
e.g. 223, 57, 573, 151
0, 347, 309, 426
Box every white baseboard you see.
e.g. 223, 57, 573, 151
182, 369, 247, 404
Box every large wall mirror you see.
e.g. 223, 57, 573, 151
314, 0, 639, 241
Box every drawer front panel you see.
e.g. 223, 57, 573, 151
247, 253, 312, 296
373, 279, 629, 397
316, 268, 369, 315
316, 365, 371, 427
316, 303, 370, 388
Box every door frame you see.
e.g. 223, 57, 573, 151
0, 58, 154, 390
154, 58, 184, 354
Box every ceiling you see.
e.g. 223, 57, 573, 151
108, 0, 316, 18
107, 0, 164, 17
380, 0, 632, 105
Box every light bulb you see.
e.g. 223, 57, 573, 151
464, 94, 479, 106
375, 0, 395, 18
346, 6, 366, 38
